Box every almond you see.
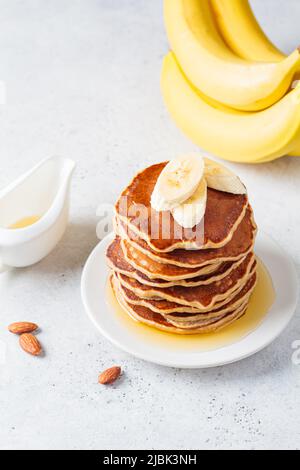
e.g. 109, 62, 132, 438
8, 322, 38, 335
98, 366, 121, 385
19, 334, 42, 356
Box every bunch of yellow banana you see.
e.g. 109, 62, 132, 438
161, 0, 300, 163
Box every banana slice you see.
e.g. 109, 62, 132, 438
151, 154, 204, 212
204, 159, 246, 195
172, 178, 207, 229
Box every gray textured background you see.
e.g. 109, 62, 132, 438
0, 0, 299, 450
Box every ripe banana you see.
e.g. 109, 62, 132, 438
210, 0, 285, 62
151, 154, 204, 212
161, 52, 300, 164
209, 0, 300, 157
172, 178, 207, 229
164, 0, 300, 111
204, 159, 246, 194
289, 147, 300, 156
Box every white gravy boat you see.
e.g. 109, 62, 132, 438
0, 156, 75, 270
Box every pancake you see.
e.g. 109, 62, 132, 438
109, 160, 258, 335
161, 298, 250, 329
115, 270, 257, 319
116, 206, 256, 268
117, 253, 256, 310
121, 238, 244, 283
163, 278, 256, 327
107, 237, 247, 288
107, 236, 221, 282
112, 275, 249, 335
115, 162, 249, 252
166, 302, 247, 328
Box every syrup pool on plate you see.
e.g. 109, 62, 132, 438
8, 215, 41, 229
106, 258, 275, 352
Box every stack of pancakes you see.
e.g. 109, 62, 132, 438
107, 163, 257, 334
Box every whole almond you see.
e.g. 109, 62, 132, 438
19, 334, 42, 356
98, 366, 121, 385
8, 322, 38, 335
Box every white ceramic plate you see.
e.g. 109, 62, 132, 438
81, 232, 299, 368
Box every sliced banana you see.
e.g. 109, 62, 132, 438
204, 159, 246, 195
172, 178, 207, 229
151, 154, 204, 212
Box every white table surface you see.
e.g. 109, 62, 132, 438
0, 0, 299, 450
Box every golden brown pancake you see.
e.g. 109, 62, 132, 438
121, 238, 243, 282
117, 253, 256, 310
115, 270, 257, 319
115, 162, 249, 252
112, 275, 249, 335
165, 300, 248, 328
107, 236, 220, 280
109, 161, 258, 335
116, 206, 256, 268
107, 237, 246, 287
162, 277, 256, 328
159, 298, 250, 329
